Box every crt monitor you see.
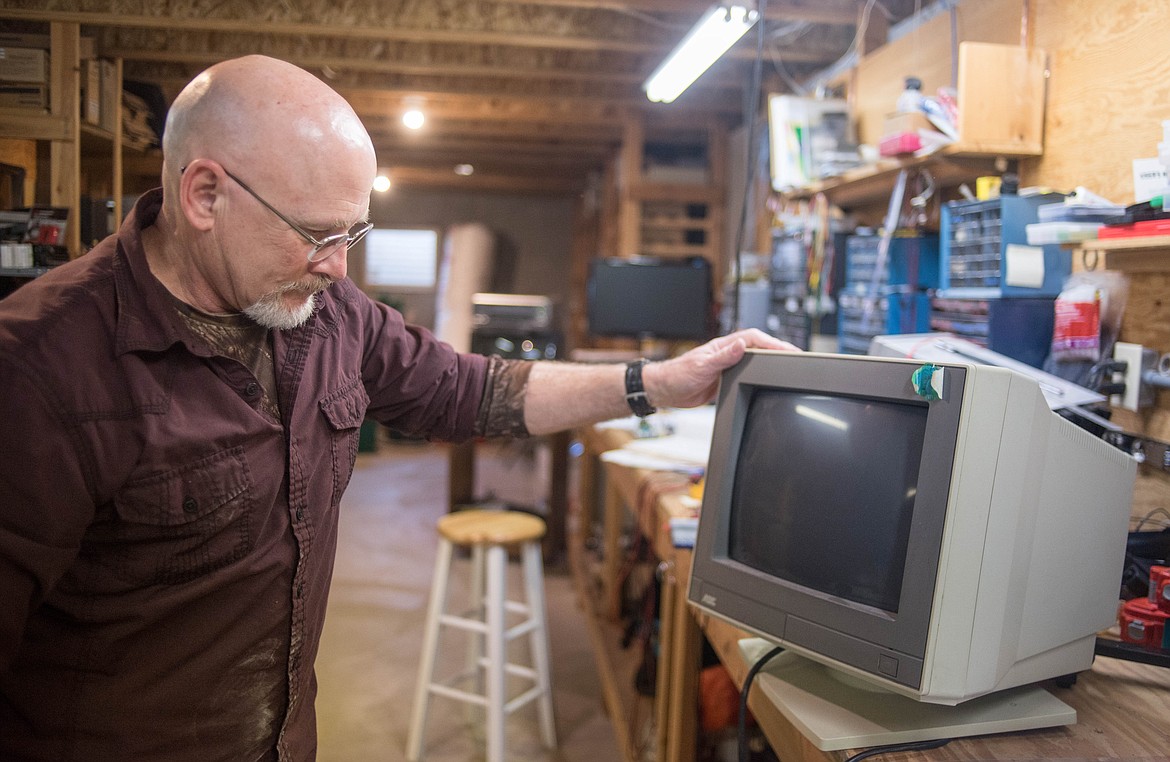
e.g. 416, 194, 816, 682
688, 350, 1137, 746
586, 256, 712, 341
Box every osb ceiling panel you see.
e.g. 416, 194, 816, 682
2, 0, 922, 193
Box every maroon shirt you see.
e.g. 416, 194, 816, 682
0, 191, 490, 760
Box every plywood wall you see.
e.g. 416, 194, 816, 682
1025, 0, 1170, 204
851, 0, 1026, 145
1025, 0, 1170, 523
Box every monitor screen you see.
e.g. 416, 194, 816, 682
586, 256, 712, 341
689, 349, 1137, 714
730, 389, 926, 613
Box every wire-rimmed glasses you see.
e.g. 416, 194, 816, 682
182, 164, 372, 262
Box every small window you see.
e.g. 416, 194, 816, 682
363, 228, 439, 289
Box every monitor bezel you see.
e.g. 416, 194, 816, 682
691, 351, 968, 691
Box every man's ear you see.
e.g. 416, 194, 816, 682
178, 159, 222, 233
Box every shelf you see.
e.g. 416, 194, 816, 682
640, 217, 714, 231
629, 182, 720, 204
0, 22, 149, 254
0, 109, 68, 141
1076, 235, 1170, 254
639, 244, 711, 258
1074, 235, 1170, 273
614, 117, 723, 264
781, 142, 1041, 210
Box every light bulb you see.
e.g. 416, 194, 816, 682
402, 109, 425, 130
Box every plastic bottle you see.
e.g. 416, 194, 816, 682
895, 76, 923, 114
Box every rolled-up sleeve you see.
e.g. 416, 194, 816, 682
474, 356, 533, 438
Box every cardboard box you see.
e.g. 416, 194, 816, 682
0, 83, 48, 110
0, 47, 48, 83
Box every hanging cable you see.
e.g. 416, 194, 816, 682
730, 0, 769, 334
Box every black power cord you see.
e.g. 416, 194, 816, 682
736, 645, 954, 762
737, 644, 783, 762
843, 738, 952, 761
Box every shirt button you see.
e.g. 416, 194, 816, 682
296, 507, 304, 521
244, 382, 260, 397
297, 583, 305, 598
182, 496, 199, 513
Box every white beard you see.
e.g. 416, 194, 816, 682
244, 290, 317, 330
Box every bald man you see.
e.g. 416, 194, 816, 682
0, 55, 791, 760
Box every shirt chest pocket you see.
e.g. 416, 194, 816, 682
320, 378, 370, 507
105, 447, 256, 586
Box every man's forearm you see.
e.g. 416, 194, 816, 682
522, 361, 631, 436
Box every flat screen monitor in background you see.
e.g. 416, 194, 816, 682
689, 350, 1137, 750
586, 256, 713, 342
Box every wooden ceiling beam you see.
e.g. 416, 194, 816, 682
3, 8, 662, 54
482, 0, 867, 25
338, 87, 741, 125
369, 136, 616, 159
380, 166, 588, 195
375, 153, 603, 174
6, 6, 857, 56
342, 89, 627, 125
108, 48, 654, 87
110, 47, 774, 93
365, 118, 625, 142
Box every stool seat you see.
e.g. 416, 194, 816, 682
407, 509, 557, 762
438, 509, 546, 546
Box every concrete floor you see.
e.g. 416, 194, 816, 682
314, 440, 621, 761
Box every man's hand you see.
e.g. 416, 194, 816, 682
642, 329, 799, 409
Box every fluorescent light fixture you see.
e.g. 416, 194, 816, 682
644, 4, 759, 104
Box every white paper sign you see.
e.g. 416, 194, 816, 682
1133, 157, 1168, 203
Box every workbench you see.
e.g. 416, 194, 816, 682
572, 417, 1170, 762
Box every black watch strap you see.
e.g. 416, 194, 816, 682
624, 359, 657, 418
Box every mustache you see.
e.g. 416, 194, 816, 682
277, 275, 335, 295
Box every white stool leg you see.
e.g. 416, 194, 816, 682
465, 544, 486, 727
406, 537, 454, 761
485, 544, 507, 762
523, 541, 558, 748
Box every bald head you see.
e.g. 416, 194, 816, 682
143, 56, 377, 322
162, 55, 376, 194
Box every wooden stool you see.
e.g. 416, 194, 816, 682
406, 509, 557, 761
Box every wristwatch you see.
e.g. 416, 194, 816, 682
624, 359, 657, 418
